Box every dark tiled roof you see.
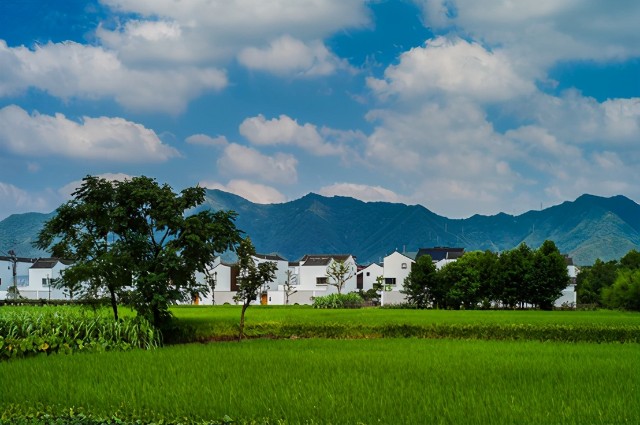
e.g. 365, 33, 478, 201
30, 258, 72, 269
416, 247, 465, 262
254, 253, 287, 261
300, 254, 353, 263
288, 261, 300, 267
303, 257, 332, 266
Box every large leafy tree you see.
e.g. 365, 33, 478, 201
602, 269, 640, 311
576, 259, 618, 305
528, 240, 570, 310
439, 251, 497, 310
402, 255, 438, 308
494, 243, 534, 308
36, 175, 241, 327
36, 176, 129, 320
234, 237, 277, 340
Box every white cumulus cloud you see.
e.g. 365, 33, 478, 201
218, 143, 298, 184
239, 114, 345, 156
368, 36, 535, 103
0, 105, 179, 162
57, 173, 136, 200
0, 41, 226, 113
415, 0, 640, 70
0, 182, 51, 218
238, 35, 350, 76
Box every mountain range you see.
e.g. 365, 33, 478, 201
2, 191, 639, 266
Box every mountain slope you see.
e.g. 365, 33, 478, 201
2, 192, 639, 265
201, 190, 640, 265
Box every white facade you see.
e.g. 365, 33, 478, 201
383, 251, 414, 293
357, 263, 384, 291
0, 256, 35, 299
25, 259, 70, 300
297, 255, 358, 295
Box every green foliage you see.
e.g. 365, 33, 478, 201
576, 259, 618, 305
602, 269, 640, 311
312, 293, 364, 309
620, 249, 640, 270
528, 240, 570, 310
494, 243, 534, 308
36, 175, 242, 328
0, 307, 160, 360
401, 255, 438, 308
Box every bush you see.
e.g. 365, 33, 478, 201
312, 293, 364, 309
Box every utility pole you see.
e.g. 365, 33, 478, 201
8, 250, 17, 300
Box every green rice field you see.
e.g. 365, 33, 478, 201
1, 338, 639, 424
1, 305, 639, 424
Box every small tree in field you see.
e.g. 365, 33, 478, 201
234, 237, 277, 340
326, 259, 355, 295
283, 269, 297, 305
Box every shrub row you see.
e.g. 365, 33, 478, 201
239, 322, 640, 343
312, 293, 364, 309
0, 308, 160, 360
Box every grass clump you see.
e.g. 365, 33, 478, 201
0, 306, 160, 360
312, 293, 364, 309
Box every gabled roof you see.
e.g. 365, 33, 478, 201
386, 250, 416, 261
254, 253, 287, 261
416, 247, 465, 262
299, 254, 354, 266
30, 258, 73, 269
302, 257, 332, 266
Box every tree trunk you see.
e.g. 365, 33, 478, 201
238, 302, 249, 341
109, 289, 119, 321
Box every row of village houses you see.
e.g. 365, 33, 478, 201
0, 247, 579, 307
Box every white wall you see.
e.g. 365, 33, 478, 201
358, 263, 383, 291
0, 259, 33, 291
383, 251, 414, 292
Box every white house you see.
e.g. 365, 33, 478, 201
555, 256, 580, 307
199, 253, 291, 305
297, 254, 357, 294
0, 254, 36, 300
24, 258, 71, 300
356, 263, 384, 292
382, 251, 415, 304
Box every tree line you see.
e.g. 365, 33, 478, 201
402, 240, 570, 310
576, 249, 640, 311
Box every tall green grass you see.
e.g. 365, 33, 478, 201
0, 306, 160, 359
1, 338, 638, 424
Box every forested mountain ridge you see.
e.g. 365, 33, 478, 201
2, 191, 639, 265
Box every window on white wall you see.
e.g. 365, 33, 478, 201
401, 263, 407, 269
316, 277, 328, 285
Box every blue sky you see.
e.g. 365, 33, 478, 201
1, 0, 639, 220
